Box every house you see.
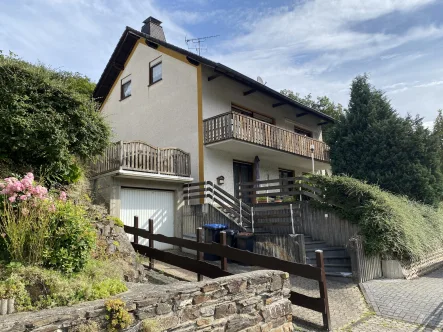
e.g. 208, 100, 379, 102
91, 17, 334, 246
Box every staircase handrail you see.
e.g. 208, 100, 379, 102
183, 181, 252, 227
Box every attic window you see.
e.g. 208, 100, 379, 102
121, 75, 131, 100
150, 62, 162, 85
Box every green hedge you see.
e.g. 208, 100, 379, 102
311, 175, 443, 262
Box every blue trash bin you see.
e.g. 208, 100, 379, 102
203, 224, 228, 261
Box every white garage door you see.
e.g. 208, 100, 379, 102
120, 188, 174, 250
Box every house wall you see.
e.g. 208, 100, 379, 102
201, 66, 323, 141
100, 39, 200, 181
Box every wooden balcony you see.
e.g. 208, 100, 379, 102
203, 112, 330, 162
91, 141, 191, 177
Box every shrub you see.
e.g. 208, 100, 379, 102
0, 199, 53, 265
0, 52, 110, 185
311, 175, 443, 262
44, 201, 96, 274
105, 299, 133, 332
107, 216, 124, 227
0, 173, 95, 273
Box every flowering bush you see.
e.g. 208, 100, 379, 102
0, 173, 48, 203
0, 172, 66, 206
0, 173, 94, 272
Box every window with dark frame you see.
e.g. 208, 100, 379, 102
121, 80, 131, 100
150, 62, 162, 85
231, 105, 274, 124
294, 125, 312, 137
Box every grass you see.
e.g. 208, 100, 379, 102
0, 259, 127, 311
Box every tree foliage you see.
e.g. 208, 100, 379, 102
327, 74, 443, 205
280, 89, 344, 120
0, 52, 110, 184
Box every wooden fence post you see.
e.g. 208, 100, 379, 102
197, 227, 203, 281
316, 250, 331, 331
149, 219, 155, 270
133, 216, 139, 245
220, 231, 228, 272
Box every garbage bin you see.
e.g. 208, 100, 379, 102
235, 232, 255, 265
203, 224, 228, 261
224, 229, 239, 262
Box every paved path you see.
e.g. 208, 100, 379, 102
361, 267, 443, 329
152, 250, 443, 331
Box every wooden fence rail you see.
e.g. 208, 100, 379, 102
91, 141, 191, 177
239, 176, 323, 202
124, 217, 331, 330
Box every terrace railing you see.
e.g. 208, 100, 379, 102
91, 140, 191, 177
203, 112, 330, 162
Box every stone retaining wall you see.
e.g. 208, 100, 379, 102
381, 248, 443, 280
94, 219, 146, 282
0, 270, 293, 332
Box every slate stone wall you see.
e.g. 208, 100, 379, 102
0, 270, 293, 332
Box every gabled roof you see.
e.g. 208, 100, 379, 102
93, 27, 335, 123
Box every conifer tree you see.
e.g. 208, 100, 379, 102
327, 75, 443, 205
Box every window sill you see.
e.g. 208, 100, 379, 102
148, 78, 162, 87
120, 95, 131, 101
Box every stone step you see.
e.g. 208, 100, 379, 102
325, 271, 353, 278
306, 247, 349, 258
304, 241, 328, 250
323, 264, 352, 273
306, 256, 351, 265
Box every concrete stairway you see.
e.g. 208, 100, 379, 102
304, 236, 352, 277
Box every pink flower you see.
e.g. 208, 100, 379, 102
19, 195, 28, 201
21, 177, 33, 189
59, 191, 67, 201
8, 195, 16, 203
25, 172, 34, 181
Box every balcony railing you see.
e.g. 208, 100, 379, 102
203, 112, 330, 162
91, 141, 191, 177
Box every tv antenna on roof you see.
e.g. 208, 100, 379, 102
185, 34, 220, 56
257, 76, 267, 85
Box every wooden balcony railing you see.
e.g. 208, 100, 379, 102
203, 112, 330, 162
91, 141, 191, 177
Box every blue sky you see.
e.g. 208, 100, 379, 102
1, 0, 442, 125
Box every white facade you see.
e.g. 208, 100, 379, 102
100, 40, 200, 181
97, 37, 331, 203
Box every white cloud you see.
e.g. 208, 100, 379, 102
0, 0, 441, 123
415, 80, 443, 88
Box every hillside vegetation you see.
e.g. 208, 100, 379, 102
312, 175, 443, 262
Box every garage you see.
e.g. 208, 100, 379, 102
120, 188, 175, 250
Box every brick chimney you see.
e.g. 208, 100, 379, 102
141, 17, 166, 42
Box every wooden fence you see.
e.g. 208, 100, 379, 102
203, 112, 330, 162
239, 176, 323, 202
91, 141, 191, 177
125, 217, 331, 331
